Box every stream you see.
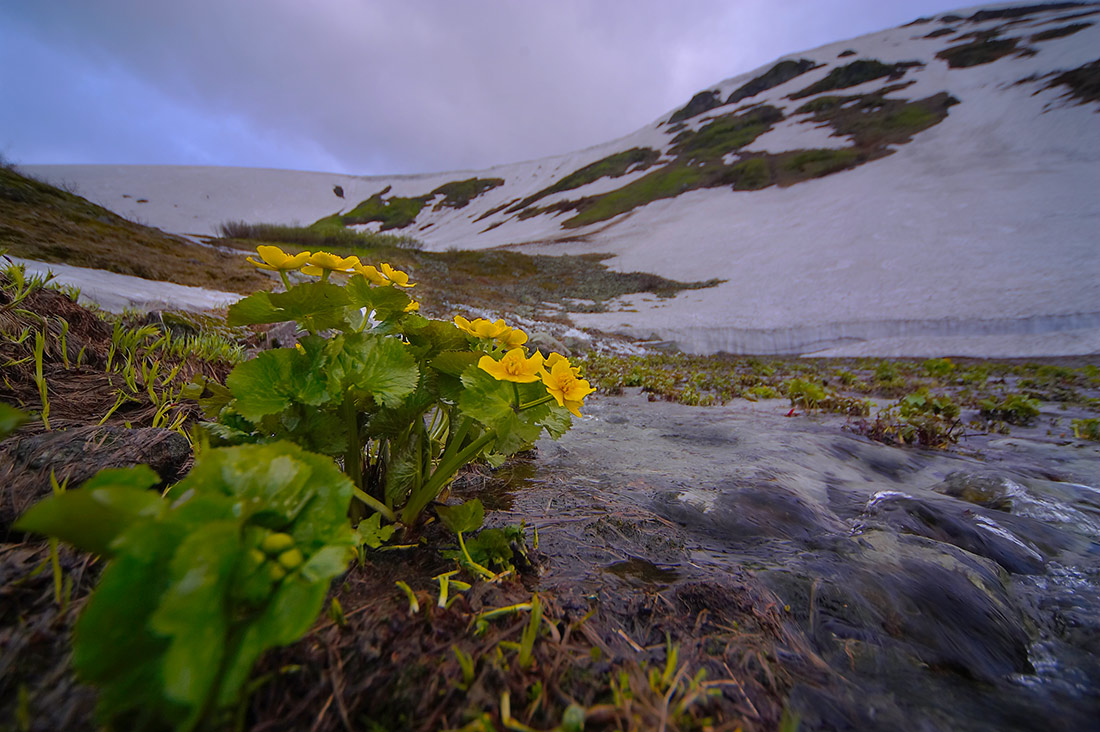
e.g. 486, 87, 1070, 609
496, 390, 1100, 730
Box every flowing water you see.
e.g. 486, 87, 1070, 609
495, 390, 1100, 730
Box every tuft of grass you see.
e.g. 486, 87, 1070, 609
789, 59, 922, 99
217, 220, 420, 251
727, 59, 818, 105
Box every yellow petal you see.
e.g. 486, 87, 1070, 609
380, 262, 414, 287
354, 264, 390, 286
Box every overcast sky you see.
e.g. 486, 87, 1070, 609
1, 0, 977, 176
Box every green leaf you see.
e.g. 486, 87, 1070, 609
149, 522, 241, 717
329, 333, 419, 407
436, 498, 485, 535
73, 520, 187, 724
431, 350, 481, 378
0, 402, 28, 439
225, 345, 332, 422
355, 512, 397, 549
345, 278, 412, 321
404, 320, 469, 359
458, 366, 546, 454
15, 466, 164, 556
227, 282, 350, 328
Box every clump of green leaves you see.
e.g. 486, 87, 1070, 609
857, 389, 962, 447
1072, 418, 1100, 441
16, 442, 354, 732
195, 248, 581, 531
980, 393, 1040, 426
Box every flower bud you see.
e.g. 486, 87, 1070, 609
277, 547, 304, 571
261, 532, 295, 555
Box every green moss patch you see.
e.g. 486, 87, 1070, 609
936, 37, 1022, 67
1030, 22, 1093, 42
1043, 58, 1100, 106
789, 60, 923, 99
668, 90, 723, 124
508, 148, 660, 212
430, 177, 504, 211
339, 188, 430, 230
726, 59, 819, 104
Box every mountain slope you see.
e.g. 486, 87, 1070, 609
24, 1, 1100, 355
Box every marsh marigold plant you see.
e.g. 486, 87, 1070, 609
190, 245, 589, 528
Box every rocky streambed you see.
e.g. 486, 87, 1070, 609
500, 391, 1100, 730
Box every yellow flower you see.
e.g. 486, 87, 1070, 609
246, 245, 310, 271
454, 316, 509, 340
353, 263, 390, 286
404, 300, 420, 313
544, 352, 580, 376
540, 357, 595, 417
301, 251, 360, 276
478, 348, 544, 383
496, 326, 528, 349
380, 263, 415, 287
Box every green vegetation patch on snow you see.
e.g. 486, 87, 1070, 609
726, 59, 819, 104
936, 35, 1023, 68
1042, 58, 1100, 106
430, 177, 505, 210
795, 90, 959, 148
508, 148, 661, 212
339, 187, 431, 230
670, 105, 785, 162
1030, 22, 1093, 42
668, 90, 723, 124
789, 59, 923, 99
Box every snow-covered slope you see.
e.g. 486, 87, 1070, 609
23, 2, 1100, 356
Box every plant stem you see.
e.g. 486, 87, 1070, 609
518, 394, 555, 411
341, 391, 361, 490
401, 428, 496, 525
352, 487, 396, 523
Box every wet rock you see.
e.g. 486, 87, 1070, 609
765, 531, 1033, 687
0, 425, 190, 538
934, 471, 1023, 510
655, 481, 847, 547
858, 491, 1047, 574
